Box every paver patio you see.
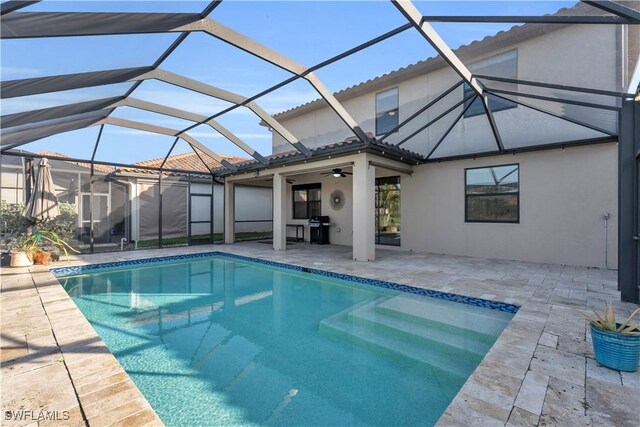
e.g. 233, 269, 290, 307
1, 243, 638, 426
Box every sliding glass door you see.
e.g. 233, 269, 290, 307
375, 176, 400, 246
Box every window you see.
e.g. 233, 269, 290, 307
465, 164, 519, 223
292, 183, 321, 219
376, 87, 399, 135
464, 50, 518, 118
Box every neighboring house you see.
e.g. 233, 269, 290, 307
117, 152, 272, 244
222, 2, 639, 269
0, 151, 273, 248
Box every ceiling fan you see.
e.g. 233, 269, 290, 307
321, 168, 353, 178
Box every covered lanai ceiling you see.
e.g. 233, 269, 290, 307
1, 0, 639, 176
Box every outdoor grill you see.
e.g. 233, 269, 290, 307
309, 215, 330, 244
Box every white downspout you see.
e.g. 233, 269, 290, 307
112, 178, 139, 245
603, 212, 610, 269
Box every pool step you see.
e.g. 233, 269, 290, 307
376, 294, 513, 337
319, 310, 481, 381
347, 301, 495, 358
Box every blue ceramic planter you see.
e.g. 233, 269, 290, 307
590, 324, 640, 372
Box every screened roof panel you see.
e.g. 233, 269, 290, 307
390, 83, 480, 157
312, 29, 437, 95
8, 126, 100, 160
254, 79, 319, 116
131, 79, 236, 117
429, 111, 499, 159
211, 113, 272, 157
93, 126, 178, 165
0, 82, 133, 114
487, 94, 614, 149
21, 1, 210, 13
110, 106, 196, 131
212, 0, 407, 66
482, 87, 620, 137
160, 32, 293, 98
0, 0, 631, 168
1, 34, 179, 80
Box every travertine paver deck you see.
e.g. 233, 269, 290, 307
1, 243, 639, 426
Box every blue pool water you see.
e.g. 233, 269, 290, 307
57, 254, 515, 426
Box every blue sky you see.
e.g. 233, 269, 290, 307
1, 1, 575, 164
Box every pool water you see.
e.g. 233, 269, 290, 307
58, 255, 515, 426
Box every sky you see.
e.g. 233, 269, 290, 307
1, 0, 577, 164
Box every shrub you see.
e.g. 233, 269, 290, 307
0, 201, 78, 242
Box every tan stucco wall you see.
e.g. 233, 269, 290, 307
401, 143, 618, 268
284, 173, 355, 246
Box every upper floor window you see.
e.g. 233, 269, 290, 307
465, 164, 519, 223
376, 87, 399, 135
293, 183, 321, 219
464, 50, 518, 118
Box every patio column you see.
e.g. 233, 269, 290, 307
224, 179, 235, 244
352, 155, 375, 261
273, 173, 287, 251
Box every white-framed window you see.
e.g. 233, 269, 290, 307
376, 87, 399, 135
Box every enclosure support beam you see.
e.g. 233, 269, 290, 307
352, 155, 375, 262
214, 175, 216, 244
618, 99, 640, 303
392, 0, 483, 96
224, 180, 235, 244
187, 175, 192, 246
158, 173, 163, 249
272, 173, 287, 252
89, 163, 95, 254
481, 95, 505, 152
90, 124, 104, 163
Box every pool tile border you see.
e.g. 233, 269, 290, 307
51, 251, 519, 314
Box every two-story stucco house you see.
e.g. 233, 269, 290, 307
220, 2, 639, 271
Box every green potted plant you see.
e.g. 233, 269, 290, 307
579, 302, 640, 372
7, 233, 37, 267
22, 229, 79, 263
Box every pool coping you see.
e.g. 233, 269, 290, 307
51, 251, 520, 314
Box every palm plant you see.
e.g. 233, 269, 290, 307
578, 301, 640, 335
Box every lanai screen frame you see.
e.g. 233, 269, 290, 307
0, 0, 639, 301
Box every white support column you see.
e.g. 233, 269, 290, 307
352, 155, 375, 261
272, 173, 287, 251
224, 180, 235, 244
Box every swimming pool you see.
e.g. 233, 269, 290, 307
54, 252, 517, 426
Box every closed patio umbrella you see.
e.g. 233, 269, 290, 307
23, 158, 60, 222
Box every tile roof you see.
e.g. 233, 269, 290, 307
36, 151, 115, 173
121, 151, 249, 175
215, 132, 422, 175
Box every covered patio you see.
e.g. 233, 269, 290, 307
223, 151, 413, 261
